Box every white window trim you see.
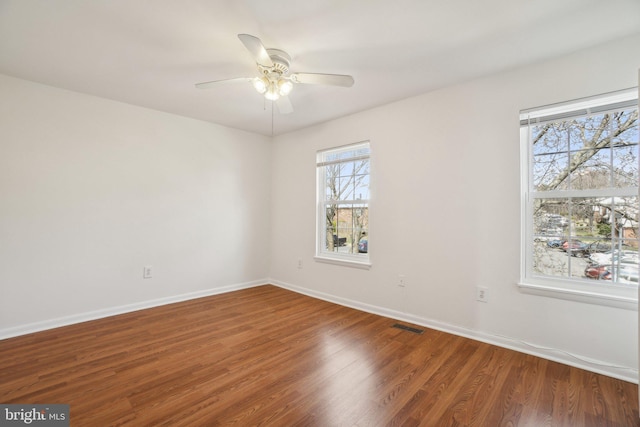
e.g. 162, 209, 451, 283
313, 255, 372, 269
518, 88, 639, 309
316, 141, 371, 268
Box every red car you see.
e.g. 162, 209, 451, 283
584, 264, 611, 280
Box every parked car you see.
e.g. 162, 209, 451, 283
535, 228, 564, 241
561, 240, 586, 256
546, 214, 569, 227
617, 263, 640, 284
584, 263, 611, 280
589, 250, 639, 266
546, 239, 565, 248
568, 241, 612, 258
358, 238, 368, 253
333, 235, 347, 247
585, 262, 639, 284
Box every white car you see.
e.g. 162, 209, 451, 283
589, 250, 639, 266
616, 264, 639, 284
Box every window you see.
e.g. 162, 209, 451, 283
316, 141, 370, 268
520, 89, 639, 305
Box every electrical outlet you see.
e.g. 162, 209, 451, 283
476, 286, 488, 303
297, 258, 303, 269
398, 274, 406, 287
143, 265, 153, 279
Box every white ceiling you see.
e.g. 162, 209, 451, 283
1, 0, 639, 136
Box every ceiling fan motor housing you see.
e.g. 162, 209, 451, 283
264, 48, 290, 74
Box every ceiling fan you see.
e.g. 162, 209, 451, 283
195, 34, 355, 114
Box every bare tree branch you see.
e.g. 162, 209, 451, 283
538, 111, 638, 190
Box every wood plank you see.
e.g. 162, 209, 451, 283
0, 285, 637, 426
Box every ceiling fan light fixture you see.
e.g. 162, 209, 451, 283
252, 76, 268, 94
264, 82, 280, 101
278, 79, 293, 96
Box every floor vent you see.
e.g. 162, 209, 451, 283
392, 323, 424, 334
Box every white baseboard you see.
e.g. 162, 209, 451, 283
270, 279, 639, 384
0, 279, 266, 340
3, 278, 636, 384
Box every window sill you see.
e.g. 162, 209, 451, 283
517, 281, 637, 310
314, 255, 372, 270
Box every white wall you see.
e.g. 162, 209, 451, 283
0, 74, 271, 335
270, 34, 640, 381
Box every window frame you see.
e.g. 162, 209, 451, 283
315, 141, 371, 269
519, 88, 639, 309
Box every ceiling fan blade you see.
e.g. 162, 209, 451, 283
276, 96, 294, 114
238, 34, 274, 68
290, 73, 354, 87
195, 77, 252, 89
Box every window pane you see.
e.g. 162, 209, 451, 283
352, 204, 368, 244
353, 160, 370, 200
533, 199, 569, 238
567, 114, 609, 152
611, 110, 639, 147
533, 152, 568, 191
325, 185, 334, 201
612, 145, 638, 188
325, 205, 337, 251
354, 174, 370, 200
588, 239, 638, 284
532, 241, 570, 278
569, 147, 611, 190
532, 122, 567, 155
325, 165, 339, 201
570, 197, 601, 237
335, 206, 349, 251
605, 196, 638, 233
533, 237, 594, 280
337, 176, 351, 200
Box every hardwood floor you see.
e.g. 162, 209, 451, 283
0, 285, 637, 426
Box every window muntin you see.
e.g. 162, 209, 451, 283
316, 142, 370, 265
522, 89, 639, 293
